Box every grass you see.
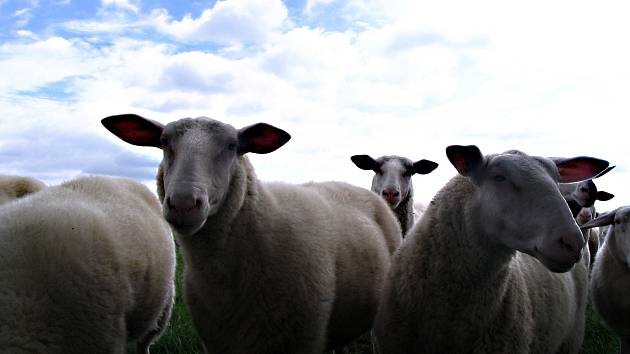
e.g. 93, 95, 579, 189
148, 247, 203, 354
146, 247, 620, 354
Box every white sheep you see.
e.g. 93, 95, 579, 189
351, 154, 438, 235
374, 145, 610, 353
0, 175, 46, 205
0, 176, 176, 354
102, 114, 402, 353
582, 207, 630, 353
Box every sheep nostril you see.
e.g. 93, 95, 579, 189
165, 197, 174, 211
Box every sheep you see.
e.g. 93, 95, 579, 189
582, 207, 630, 354
351, 154, 438, 235
0, 176, 176, 354
0, 175, 46, 205
374, 145, 610, 353
560, 178, 614, 267
102, 114, 402, 354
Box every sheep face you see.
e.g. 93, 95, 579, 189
583, 207, 630, 268
446, 145, 609, 273
102, 114, 290, 236
158, 118, 241, 235
350, 155, 438, 208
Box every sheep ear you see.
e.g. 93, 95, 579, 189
351, 155, 378, 171
102, 114, 164, 148
594, 165, 615, 179
555, 157, 610, 183
446, 145, 484, 178
237, 123, 291, 155
580, 209, 617, 230
598, 191, 614, 202
412, 159, 439, 175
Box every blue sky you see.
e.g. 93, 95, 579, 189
0, 0, 629, 211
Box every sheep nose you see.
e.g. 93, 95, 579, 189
166, 191, 204, 213
558, 230, 584, 256
382, 188, 400, 204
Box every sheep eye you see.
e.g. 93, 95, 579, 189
493, 175, 506, 182
227, 143, 237, 151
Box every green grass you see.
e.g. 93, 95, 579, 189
581, 302, 619, 354
146, 247, 620, 353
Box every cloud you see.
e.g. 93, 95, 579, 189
151, 0, 288, 45
0, 128, 159, 184
2, 0, 630, 212
12, 8, 33, 27
101, 0, 138, 14
0, 37, 98, 95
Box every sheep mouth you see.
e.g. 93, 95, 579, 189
164, 213, 207, 236
384, 197, 401, 207
530, 247, 580, 273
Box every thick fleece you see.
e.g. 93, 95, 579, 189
0, 176, 176, 354
157, 157, 401, 354
0, 175, 45, 205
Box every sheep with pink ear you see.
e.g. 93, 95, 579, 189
582, 207, 630, 353
351, 155, 438, 236
0, 175, 46, 205
374, 145, 609, 353
0, 176, 175, 354
102, 114, 402, 354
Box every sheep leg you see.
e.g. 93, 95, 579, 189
621, 338, 630, 354
136, 287, 175, 354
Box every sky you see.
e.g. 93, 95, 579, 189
0, 0, 628, 212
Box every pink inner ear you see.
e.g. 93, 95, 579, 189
558, 161, 605, 183
253, 132, 280, 149
116, 121, 154, 139
451, 156, 468, 174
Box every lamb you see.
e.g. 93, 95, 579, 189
0, 176, 176, 354
582, 207, 630, 354
102, 114, 402, 354
374, 145, 609, 353
0, 175, 46, 205
351, 154, 438, 235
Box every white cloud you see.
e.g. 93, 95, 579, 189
303, 0, 336, 16
101, 0, 139, 14
151, 0, 288, 45
2, 0, 630, 212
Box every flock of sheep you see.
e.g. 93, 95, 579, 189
0, 113, 626, 354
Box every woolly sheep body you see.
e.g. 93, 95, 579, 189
102, 114, 402, 354
0, 175, 45, 205
0, 176, 176, 354
159, 158, 401, 353
374, 146, 607, 354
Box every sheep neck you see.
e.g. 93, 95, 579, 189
603, 231, 630, 270
174, 156, 260, 272
392, 192, 414, 235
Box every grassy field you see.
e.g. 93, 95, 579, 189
147, 247, 620, 354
